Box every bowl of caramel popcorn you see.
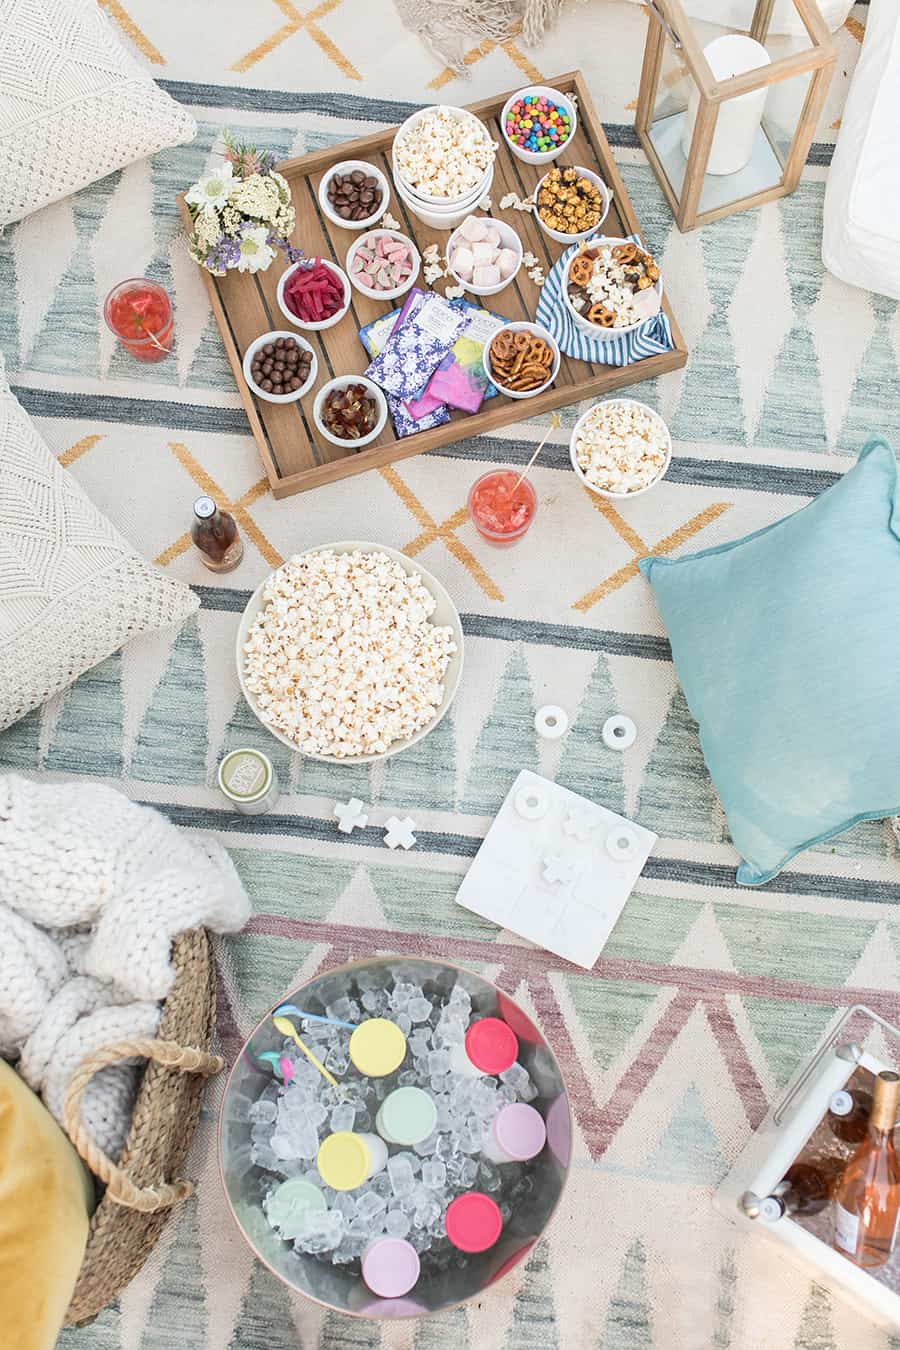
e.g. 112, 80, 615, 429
533, 165, 610, 244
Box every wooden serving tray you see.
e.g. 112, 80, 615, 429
179, 71, 687, 499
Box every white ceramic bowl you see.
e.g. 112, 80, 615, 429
345, 229, 421, 302
500, 85, 578, 165
563, 235, 664, 343
569, 398, 672, 499
394, 168, 494, 232
483, 320, 560, 400
235, 541, 465, 764
445, 216, 522, 297
533, 165, 611, 245
276, 259, 351, 331
392, 105, 494, 207
241, 331, 317, 405
318, 160, 389, 231
312, 375, 388, 449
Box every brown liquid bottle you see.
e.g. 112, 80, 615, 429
833, 1069, 900, 1267
828, 1088, 873, 1147
191, 496, 243, 572
761, 1158, 844, 1220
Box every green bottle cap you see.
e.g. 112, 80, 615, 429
379, 1087, 437, 1146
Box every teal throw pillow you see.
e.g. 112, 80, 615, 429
639, 438, 900, 885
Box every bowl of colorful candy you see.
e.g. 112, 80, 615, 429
219, 957, 571, 1318
446, 215, 522, 297
313, 376, 388, 449
345, 229, 420, 302
277, 257, 351, 331
500, 85, 576, 164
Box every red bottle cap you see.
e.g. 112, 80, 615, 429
464, 1017, 518, 1074
445, 1193, 503, 1253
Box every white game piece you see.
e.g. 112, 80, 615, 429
606, 825, 641, 862
602, 715, 637, 750
384, 816, 417, 850
542, 854, 578, 885
515, 783, 549, 820
563, 810, 594, 841
534, 705, 568, 740
454, 770, 657, 970
334, 798, 369, 833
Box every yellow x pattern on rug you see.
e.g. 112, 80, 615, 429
231, 0, 361, 79
155, 442, 284, 568
572, 492, 731, 613
379, 465, 504, 602
97, 0, 165, 64
428, 23, 543, 91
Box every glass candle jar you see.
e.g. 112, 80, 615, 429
104, 278, 174, 362
468, 469, 537, 545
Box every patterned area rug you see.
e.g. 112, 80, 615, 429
4, 3, 899, 1349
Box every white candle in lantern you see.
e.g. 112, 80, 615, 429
681, 34, 772, 176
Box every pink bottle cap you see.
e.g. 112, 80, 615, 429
464, 1017, 518, 1074
546, 1094, 572, 1166
445, 1192, 503, 1253
493, 1103, 547, 1161
361, 1237, 420, 1299
497, 993, 542, 1044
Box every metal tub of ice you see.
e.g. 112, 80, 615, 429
219, 956, 572, 1318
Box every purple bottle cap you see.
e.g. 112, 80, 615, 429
546, 1094, 571, 1165
361, 1238, 420, 1299
494, 1103, 547, 1161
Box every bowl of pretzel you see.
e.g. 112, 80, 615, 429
563, 236, 663, 343
483, 321, 560, 400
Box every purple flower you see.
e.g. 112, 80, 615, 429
205, 237, 241, 273
269, 234, 305, 266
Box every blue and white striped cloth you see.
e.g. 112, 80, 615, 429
535, 233, 673, 366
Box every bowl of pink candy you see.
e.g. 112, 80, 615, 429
346, 230, 421, 302
277, 257, 352, 331
445, 215, 522, 297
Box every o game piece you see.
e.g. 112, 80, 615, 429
602, 714, 636, 750
534, 705, 568, 739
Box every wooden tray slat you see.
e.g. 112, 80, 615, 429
178, 71, 687, 498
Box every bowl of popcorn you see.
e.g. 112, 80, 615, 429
483, 321, 560, 400
446, 215, 522, 296
564, 237, 663, 342
533, 165, 610, 244
569, 399, 671, 499
392, 105, 496, 206
345, 229, 420, 302
238, 544, 464, 763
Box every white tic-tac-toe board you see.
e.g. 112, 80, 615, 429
455, 771, 657, 969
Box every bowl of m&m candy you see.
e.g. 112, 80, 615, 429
501, 85, 576, 164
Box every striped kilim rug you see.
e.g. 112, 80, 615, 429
4, 4, 898, 1349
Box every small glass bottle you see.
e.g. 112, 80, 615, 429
760, 1158, 844, 1221
191, 496, 243, 572
833, 1069, 900, 1267
828, 1088, 872, 1146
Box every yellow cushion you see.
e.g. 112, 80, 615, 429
0, 1061, 94, 1349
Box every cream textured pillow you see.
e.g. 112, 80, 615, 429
0, 359, 199, 730
0, 0, 196, 227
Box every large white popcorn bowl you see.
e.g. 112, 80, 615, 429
219, 957, 572, 1320
235, 542, 464, 765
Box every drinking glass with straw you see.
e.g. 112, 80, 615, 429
468, 414, 560, 546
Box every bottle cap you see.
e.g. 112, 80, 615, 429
317, 1131, 371, 1191
493, 1103, 547, 1162
265, 1178, 327, 1236
218, 748, 272, 803
361, 1238, 420, 1298
379, 1087, 437, 1145
871, 1069, 900, 1131
829, 1090, 853, 1117
349, 1018, 407, 1078
193, 495, 217, 519
546, 1094, 571, 1166
758, 1196, 786, 1223
464, 1017, 518, 1075
445, 1192, 503, 1253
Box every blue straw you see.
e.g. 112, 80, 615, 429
274, 1002, 357, 1031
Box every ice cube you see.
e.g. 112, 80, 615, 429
395, 1012, 412, 1036
479, 1159, 502, 1193
330, 1102, 356, 1133
324, 1045, 350, 1075
409, 998, 433, 1025
356, 1190, 387, 1222
333, 1192, 357, 1219
413, 1196, 441, 1228
386, 1208, 411, 1238
413, 1131, 438, 1156
391, 981, 416, 1010
249, 1099, 277, 1124
460, 1157, 479, 1188
428, 1049, 451, 1077
388, 1155, 415, 1197
422, 1159, 447, 1190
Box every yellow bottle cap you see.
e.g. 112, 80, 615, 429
317, 1132, 371, 1191
349, 1018, 407, 1078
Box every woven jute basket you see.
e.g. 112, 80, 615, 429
63, 928, 223, 1327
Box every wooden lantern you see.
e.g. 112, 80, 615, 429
635, 0, 836, 230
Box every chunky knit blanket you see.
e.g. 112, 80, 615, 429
0, 775, 250, 1158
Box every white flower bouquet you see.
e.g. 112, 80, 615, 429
185, 132, 302, 276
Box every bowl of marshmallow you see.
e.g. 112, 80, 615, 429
445, 214, 522, 297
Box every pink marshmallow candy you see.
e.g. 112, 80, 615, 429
449, 214, 521, 291
473, 264, 501, 287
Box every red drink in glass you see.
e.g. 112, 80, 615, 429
104, 278, 173, 362
468, 469, 537, 545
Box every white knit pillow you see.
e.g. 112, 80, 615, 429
0, 0, 196, 226
0, 360, 198, 730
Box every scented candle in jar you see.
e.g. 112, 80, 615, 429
104, 278, 173, 362
468, 469, 537, 545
